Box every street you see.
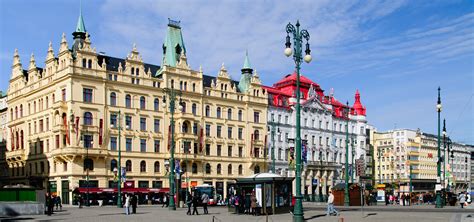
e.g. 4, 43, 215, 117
2, 203, 473, 222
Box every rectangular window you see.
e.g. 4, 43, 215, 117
125, 116, 132, 129
228, 146, 232, 157
126, 138, 132, 152
39, 119, 44, 132
193, 123, 198, 135
45, 118, 49, 131
83, 135, 93, 148
62, 89, 66, 101
217, 126, 222, 138
114, 75, 118, 81
108, 74, 113, 80
110, 114, 117, 128
285, 116, 289, 124
154, 119, 160, 133
152, 181, 163, 188
227, 127, 232, 139
110, 137, 117, 151
217, 145, 222, 156
154, 140, 160, 153
140, 117, 146, 131
254, 112, 260, 123
238, 128, 243, 140
55, 135, 60, 149
83, 88, 93, 103
205, 124, 211, 136
206, 144, 210, 156
239, 146, 243, 157
140, 139, 146, 152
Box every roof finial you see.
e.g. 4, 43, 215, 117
75, 0, 86, 33
243, 50, 252, 69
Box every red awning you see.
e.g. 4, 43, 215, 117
74, 187, 170, 194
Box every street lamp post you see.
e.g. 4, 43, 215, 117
351, 137, 355, 184
162, 87, 184, 211
435, 87, 443, 208
409, 162, 412, 205
284, 20, 312, 222
86, 139, 92, 207
344, 101, 350, 206
269, 117, 279, 173
111, 110, 126, 208
378, 147, 382, 184
442, 119, 447, 193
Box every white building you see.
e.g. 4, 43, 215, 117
264, 73, 369, 199
0, 91, 7, 186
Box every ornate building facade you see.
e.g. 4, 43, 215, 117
0, 92, 7, 187
374, 129, 471, 193
264, 75, 368, 199
5, 13, 267, 203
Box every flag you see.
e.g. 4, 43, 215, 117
250, 133, 254, 156
99, 119, 103, 145
302, 142, 308, 165
264, 135, 268, 158
10, 128, 14, 150
199, 128, 204, 153
63, 115, 70, 145
75, 117, 80, 145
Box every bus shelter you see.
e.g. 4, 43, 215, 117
234, 173, 294, 215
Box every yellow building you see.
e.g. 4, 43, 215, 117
5, 14, 268, 204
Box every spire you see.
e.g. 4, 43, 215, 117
29, 53, 36, 70
243, 50, 252, 69
46, 41, 55, 61
161, 19, 186, 67
59, 33, 69, 53
352, 89, 366, 116
12, 49, 21, 67
75, 3, 86, 34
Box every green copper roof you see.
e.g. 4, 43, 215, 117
243, 50, 252, 69
162, 19, 186, 67
75, 8, 86, 33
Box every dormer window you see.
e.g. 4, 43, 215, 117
136, 68, 139, 76
131, 67, 135, 75
175, 44, 182, 55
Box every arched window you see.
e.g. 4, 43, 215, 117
136, 68, 139, 76
217, 164, 222, 174
228, 164, 232, 175
125, 94, 131, 108
88, 59, 92, 69
82, 58, 87, 68
170, 79, 174, 89
15, 107, 18, 119
140, 160, 146, 172
126, 160, 132, 172
205, 105, 210, 117
192, 103, 197, 115
181, 162, 187, 173
154, 98, 159, 111
140, 96, 146, 110
238, 110, 243, 121
205, 163, 211, 174
254, 130, 260, 141
110, 159, 117, 171
184, 82, 187, 91
20, 130, 23, 149
192, 163, 197, 174
10, 108, 13, 121
154, 161, 160, 172
131, 67, 135, 75
254, 165, 260, 174
84, 158, 93, 171
84, 112, 93, 125
227, 108, 232, 120
181, 102, 186, 113
182, 122, 188, 133
238, 165, 243, 175
216, 107, 221, 118
192, 83, 196, 92
45, 97, 48, 109
20, 105, 23, 117
110, 92, 117, 106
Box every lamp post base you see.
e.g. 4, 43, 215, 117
435, 193, 443, 208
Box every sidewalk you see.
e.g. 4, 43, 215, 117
304, 201, 474, 213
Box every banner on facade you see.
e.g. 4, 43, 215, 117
199, 128, 204, 153
99, 119, 103, 145
75, 117, 80, 145
250, 133, 254, 156
167, 125, 171, 151
63, 114, 70, 145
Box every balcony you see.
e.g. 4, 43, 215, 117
49, 147, 108, 160
6, 149, 26, 161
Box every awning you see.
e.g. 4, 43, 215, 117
74, 187, 170, 194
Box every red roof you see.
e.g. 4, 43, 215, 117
274, 72, 320, 88
262, 86, 292, 96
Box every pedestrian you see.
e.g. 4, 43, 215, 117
56, 196, 62, 211
162, 194, 168, 208
244, 193, 251, 214
45, 193, 52, 216
459, 192, 466, 208
234, 194, 240, 214
186, 192, 193, 215
401, 193, 405, 206
385, 193, 389, 205
192, 193, 199, 215
201, 192, 209, 214
326, 190, 339, 216
250, 193, 257, 216
124, 194, 131, 215
131, 194, 137, 214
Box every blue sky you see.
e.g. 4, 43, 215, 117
1, 0, 473, 144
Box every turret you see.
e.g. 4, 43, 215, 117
352, 89, 366, 116
238, 50, 253, 93
72, 7, 88, 57
161, 19, 186, 68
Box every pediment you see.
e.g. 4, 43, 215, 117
302, 96, 327, 112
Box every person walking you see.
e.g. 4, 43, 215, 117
124, 194, 131, 215
250, 193, 257, 216
131, 194, 137, 214
45, 193, 52, 216
244, 193, 251, 214
201, 192, 209, 214
162, 194, 168, 208
401, 193, 406, 206
192, 193, 200, 215
55, 196, 62, 211
186, 192, 193, 215
459, 192, 466, 208
326, 190, 339, 216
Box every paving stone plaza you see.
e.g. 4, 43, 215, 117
2, 203, 473, 222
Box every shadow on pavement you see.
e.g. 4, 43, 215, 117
363, 213, 377, 218
304, 214, 328, 220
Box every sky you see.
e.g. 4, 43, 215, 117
0, 0, 473, 144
